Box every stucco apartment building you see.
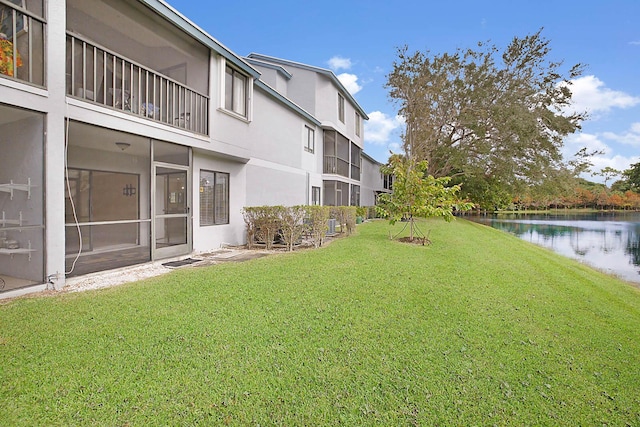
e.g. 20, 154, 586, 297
0, 0, 387, 297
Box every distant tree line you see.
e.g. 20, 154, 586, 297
502, 162, 640, 211
462, 162, 640, 211
511, 185, 640, 211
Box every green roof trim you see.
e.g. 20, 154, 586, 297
362, 151, 383, 165
139, 0, 259, 78
244, 58, 292, 80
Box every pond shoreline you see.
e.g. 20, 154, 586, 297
466, 212, 640, 285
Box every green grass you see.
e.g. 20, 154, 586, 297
2, 219, 640, 426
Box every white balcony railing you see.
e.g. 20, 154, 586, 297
66, 33, 208, 135
0, 3, 45, 86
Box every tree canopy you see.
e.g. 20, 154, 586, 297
376, 154, 472, 241
386, 29, 586, 206
623, 162, 640, 192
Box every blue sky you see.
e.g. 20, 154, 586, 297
167, 0, 640, 183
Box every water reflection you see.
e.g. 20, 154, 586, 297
467, 212, 640, 283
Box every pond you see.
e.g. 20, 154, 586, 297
466, 212, 640, 284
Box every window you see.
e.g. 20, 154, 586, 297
0, 0, 45, 85
355, 112, 361, 137
311, 186, 321, 205
338, 93, 345, 123
304, 125, 315, 153
225, 65, 247, 117
350, 142, 361, 181
384, 174, 393, 190
350, 184, 360, 206
200, 170, 229, 225
323, 180, 349, 206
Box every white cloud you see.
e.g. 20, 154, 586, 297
601, 122, 640, 146
327, 56, 363, 94
388, 142, 402, 154
327, 56, 352, 71
590, 154, 639, 176
629, 41, 640, 45
564, 132, 611, 155
564, 75, 640, 116
364, 111, 404, 146
337, 73, 362, 95
564, 129, 640, 182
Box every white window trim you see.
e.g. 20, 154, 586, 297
304, 125, 315, 153
311, 186, 321, 205
217, 57, 252, 122
200, 169, 230, 226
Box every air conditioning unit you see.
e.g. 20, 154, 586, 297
327, 218, 336, 235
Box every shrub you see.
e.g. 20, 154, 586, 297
241, 207, 259, 249
305, 205, 330, 248
330, 207, 344, 233
367, 205, 378, 219
356, 206, 367, 219
253, 206, 284, 250
243, 205, 355, 250
343, 206, 357, 235
331, 206, 357, 235
279, 206, 308, 252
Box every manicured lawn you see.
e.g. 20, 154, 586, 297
2, 219, 640, 425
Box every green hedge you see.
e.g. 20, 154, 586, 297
241, 205, 358, 251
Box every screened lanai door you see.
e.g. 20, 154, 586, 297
153, 163, 191, 259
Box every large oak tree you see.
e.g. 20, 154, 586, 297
386, 30, 586, 207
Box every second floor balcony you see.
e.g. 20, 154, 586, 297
0, 0, 45, 86
65, 0, 212, 135
323, 129, 361, 180
66, 33, 208, 135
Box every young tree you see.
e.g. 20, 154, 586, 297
386, 29, 586, 203
596, 166, 621, 188
376, 155, 472, 241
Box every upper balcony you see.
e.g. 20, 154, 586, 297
0, 0, 45, 86
323, 129, 361, 181
65, 0, 210, 135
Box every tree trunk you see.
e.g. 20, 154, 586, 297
409, 217, 415, 240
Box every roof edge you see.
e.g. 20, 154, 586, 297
247, 53, 369, 120
140, 0, 260, 78
362, 151, 384, 165
244, 57, 292, 80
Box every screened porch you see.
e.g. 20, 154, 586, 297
65, 0, 210, 135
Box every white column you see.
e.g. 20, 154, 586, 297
45, 0, 68, 289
